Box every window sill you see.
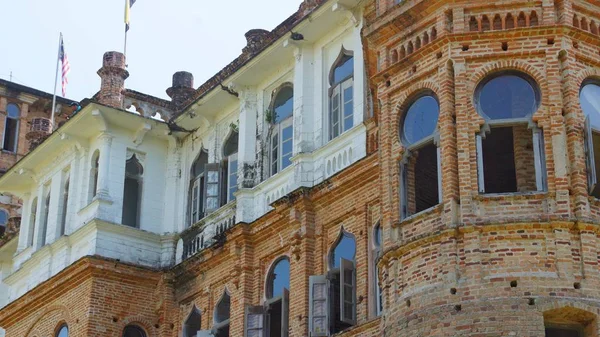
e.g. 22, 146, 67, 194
394, 203, 444, 228
474, 190, 549, 201
77, 195, 113, 216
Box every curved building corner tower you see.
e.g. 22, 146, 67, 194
365, 0, 600, 335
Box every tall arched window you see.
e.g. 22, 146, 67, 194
308, 229, 356, 336
40, 189, 51, 247
0, 209, 8, 237
28, 197, 38, 247
581, 79, 600, 198
3, 103, 20, 153
213, 291, 230, 337
246, 258, 291, 337
372, 223, 383, 316
270, 85, 294, 175
122, 155, 143, 228
399, 92, 441, 219
474, 71, 546, 194
60, 176, 70, 236
329, 48, 354, 140
223, 131, 238, 204
122, 325, 147, 337
183, 306, 202, 337
189, 149, 208, 225
89, 150, 100, 202
55, 324, 68, 337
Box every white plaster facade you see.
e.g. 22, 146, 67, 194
0, 0, 367, 311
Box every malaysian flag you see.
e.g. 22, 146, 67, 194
125, 0, 136, 32
59, 34, 70, 97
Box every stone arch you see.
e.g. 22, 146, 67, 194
407, 41, 414, 54
430, 27, 437, 40
24, 305, 73, 337
540, 301, 599, 336
530, 11, 539, 27
391, 49, 398, 63
469, 16, 479, 31
493, 14, 502, 30
399, 45, 406, 59
415, 36, 421, 49
264, 254, 291, 301
118, 315, 157, 337
517, 11, 527, 27
481, 15, 491, 31
591, 21, 598, 35
571, 67, 600, 120
391, 81, 442, 148
422, 31, 429, 45
573, 14, 580, 28
506, 13, 515, 29
327, 226, 357, 270
581, 17, 589, 31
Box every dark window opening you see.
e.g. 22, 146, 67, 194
122, 325, 146, 337
591, 132, 600, 198
481, 125, 538, 194
546, 328, 581, 337
414, 143, 439, 213
3, 118, 18, 152
214, 292, 230, 337
183, 307, 201, 337
122, 155, 143, 228
267, 300, 283, 337
330, 272, 352, 334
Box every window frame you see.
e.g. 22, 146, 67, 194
55, 323, 68, 337
213, 290, 231, 336
189, 149, 208, 225
122, 154, 144, 228
28, 197, 38, 247
122, 324, 147, 337
0, 209, 8, 237
371, 223, 383, 317
474, 71, 546, 195
399, 92, 442, 220
182, 305, 202, 337
2, 103, 20, 153
89, 150, 100, 202
328, 48, 355, 141
40, 188, 51, 247
269, 84, 294, 176
60, 175, 70, 236
580, 79, 600, 197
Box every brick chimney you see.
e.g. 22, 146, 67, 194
166, 71, 195, 110
97, 51, 129, 109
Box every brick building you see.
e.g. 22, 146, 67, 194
0, 0, 600, 336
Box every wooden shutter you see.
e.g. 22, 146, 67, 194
340, 258, 356, 325
585, 116, 597, 194
245, 305, 266, 337
532, 128, 547, 191
400, 160, 409, 220
204, 163, 221, 214
309, 275, 330, 337
436, 145, 443, 203
476, 134, 485, 193
281, 288, 290, 337
196, 331, 213, 337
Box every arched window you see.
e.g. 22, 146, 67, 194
28, 197, 38, 247
0, 209, 7, 237
474, 71, 546, 194
122, 154, 143, 228
189, 149, 208, 225
122, 325, 147, 337
581, 80, 600, 198
55, 324, 68, 337
3, 103, 20, 153
308, 229, 356, 335
40, 189, 51, 247
183, 306, 202, 337
399, 93, 441, 219
89, 150, 100, 202
223, 131, 238, 204
247, 257, 290, 337
60, 176, 70, 236
329, 48, 354, 140
270, 85, 294, 175
372, 223, 383, 316
214, 291, 230, 337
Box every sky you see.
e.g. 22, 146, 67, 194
0, 0, 301, 101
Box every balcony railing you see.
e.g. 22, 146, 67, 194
29, 118, 51, 133
180, 201, 236, 261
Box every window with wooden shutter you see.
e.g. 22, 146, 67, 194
204, 163, 221, 214
476, 134, 485, 193
309, 275, 329, 337
532, 127, 547, 191
399, 160, 409, 219
196, 331, 213, 337
245, 305, 266, 337
339, 258, 356, 325
281, 288, 289, 337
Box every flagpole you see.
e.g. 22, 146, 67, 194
124, 27, 128, 58
50, 33, 62, 132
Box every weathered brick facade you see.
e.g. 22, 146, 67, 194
2, 0, 600, 336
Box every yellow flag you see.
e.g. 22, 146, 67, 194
125, 0, 135, 31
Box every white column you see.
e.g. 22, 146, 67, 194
236, 86, 258, 224
16, 193, 31, 251
96, 133, 113, 199
293, 45, 316, 154
352, 23, 365, 127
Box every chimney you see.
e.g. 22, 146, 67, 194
97, 51, 129, 109
166, 71, 195, 111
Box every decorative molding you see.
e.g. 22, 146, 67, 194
132, 123, 152, 146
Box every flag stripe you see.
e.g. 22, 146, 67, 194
59, 37, 70, 97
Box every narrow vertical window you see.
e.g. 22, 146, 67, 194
60, 176, 70, 236
222, 131, 238, 204
122, 154, 143, 228
40, 189, 51, 247
213, 292, 230, 337
580, 80, 600, 198
329, 48, 354, 141
3, 103, 20, 153
122, 325, 147, 337
89, 150, 100, 202
55, 324, 68, 337
183, 306, 202, 337
266, 258, 290, 337
399, 93, 441, 219
372, 223, 383, 316
474, 72, 545, 194
269, 85, 294, 175
28, 197, 38, 247
189, 149, 208, 225
0, 209, 8, 237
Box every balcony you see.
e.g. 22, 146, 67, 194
25, 118, 52, 151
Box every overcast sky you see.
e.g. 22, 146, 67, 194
0, 0, 301, 101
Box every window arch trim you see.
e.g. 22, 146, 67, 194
329, 47, 355, 87
328, 227, 357, 271
265, 255, 291, 301
399, 90, 441, 149
54, 323, 69, 337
